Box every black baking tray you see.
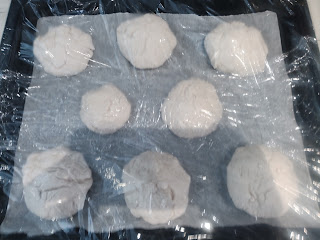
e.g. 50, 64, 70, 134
1, 0, 320, 239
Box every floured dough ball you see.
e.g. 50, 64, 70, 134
227, 145, 298, 218
117, 14, 177, 69
204, 21, 268, 76
80, 84, 131, 134
122, 151, 190, 225
33, 25, 95, 76
22, 147, 93, 220
161, 78, 223, 139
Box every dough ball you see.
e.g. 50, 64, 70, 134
80, 84, 131, 134
117, 14, 177, 69
161, 78, 223, 139
227, 145, 298, 218
22, 147, 93, 220
204, 21, 268, 76
33, 25, 95, 76
122, 151, 190, 225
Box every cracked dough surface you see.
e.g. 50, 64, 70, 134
33, 25, 95, 76
122, 151, 190, 225
227, 145, 298, 218
205, 21, 268, 76
22, 147, 93, 220
80, 84, 131, 134
161, 78, 223, 139
117, 14, 177, 69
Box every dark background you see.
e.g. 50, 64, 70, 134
0, 0, 320, 239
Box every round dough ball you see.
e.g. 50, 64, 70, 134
80, 84, 131, 134
227, 145, 298, 218
204, 21, 268, 76
122, 151, 190, 225
22, 147, 93, 220
33, 25, 95, 76
161, 78, 223, 139
117, 14, 177, 69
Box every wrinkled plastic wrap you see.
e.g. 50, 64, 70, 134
1, 0, 320, 240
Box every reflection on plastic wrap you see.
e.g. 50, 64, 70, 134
0, 0, 320, 239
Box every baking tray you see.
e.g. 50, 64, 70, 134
0, 0, 320, 239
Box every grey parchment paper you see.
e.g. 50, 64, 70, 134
1, 12, 320, 236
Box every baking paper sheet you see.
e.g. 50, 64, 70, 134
1, 12, 319, 236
